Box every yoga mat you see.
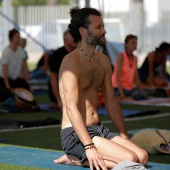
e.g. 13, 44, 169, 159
38, 104, 60, 111
121, 97, 170, 106
0, 138, 7, 142
0, 117, 60, 129
0, 108, 9, 113
32, 89, 48, 96
18, 117, 60, 128
0, 145, 169, 170
98, 108, 159, 117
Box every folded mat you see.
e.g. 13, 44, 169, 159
0, 145, 169, 170
121, 97, 170, 106
98, 108, 159, 117
130, 129, 170, 154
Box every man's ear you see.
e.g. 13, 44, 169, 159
79, 27, 86, 36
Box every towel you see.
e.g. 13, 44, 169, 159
112, 160, 147, 170
130, 129, 170, 154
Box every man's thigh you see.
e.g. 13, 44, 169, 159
92, 136, 135, 163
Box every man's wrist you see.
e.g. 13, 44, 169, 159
124, 136, 129, 139
85, 145, 96, 150
84, 143, 94, 147
120, 133, 129, 139
84, 143, 96, 150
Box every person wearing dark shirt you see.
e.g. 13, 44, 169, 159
138, 42, 170, 87
48, 30, 77, 110
30, 49, 54, 79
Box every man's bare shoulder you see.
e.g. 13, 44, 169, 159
95, 51, 110, 61
95, 51, 111, 66
148, 51, 155, 57
95, 51, 106, 57
60, 50, 81, 71
62, 49, 77, 61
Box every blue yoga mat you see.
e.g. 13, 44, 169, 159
0, 138, 7, 142
38, 104, 60, 111
0, 145, 170, 170
0, 146, 87, 170
98, 108, 159, 117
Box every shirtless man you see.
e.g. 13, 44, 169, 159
54, 6, 148, 170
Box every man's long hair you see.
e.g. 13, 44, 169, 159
68, 6, 101, 43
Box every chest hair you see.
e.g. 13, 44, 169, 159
80, 62, 105, 90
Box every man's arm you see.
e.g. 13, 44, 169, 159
49, 72, 62, 109
2, 64, 14, 93
116, 53, 125, 99
40, 51, 49, 71
22, 59, 29, 83
61, 59, 92, 145
60, 57, 107, 169
148, 53, 155, 85
162, 56, 167, 78
134, 57, 142, 88
101, 57, 129, 139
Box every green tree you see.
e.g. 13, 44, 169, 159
12, 0, 70, 7
13, 0, 47, 6
58, 0, 70, 4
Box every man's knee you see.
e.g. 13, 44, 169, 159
138, 149, 148, 165
124, 151, 138, 163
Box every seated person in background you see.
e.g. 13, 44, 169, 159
48, 29, 77, 110
96, 41, 124, 72
30, 49, 54, 79
20, 37, 29, 60
96, 40, 113, 70
112, 34, 146, 101
0, 28, 30, 94
138, 42, 170, 88
20, 37, 30, 82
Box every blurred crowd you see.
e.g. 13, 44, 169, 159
0, 28, 170, 111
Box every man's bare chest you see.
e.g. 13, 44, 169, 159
80, 63, 105, 89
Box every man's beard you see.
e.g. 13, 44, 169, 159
86, 31, 105, 47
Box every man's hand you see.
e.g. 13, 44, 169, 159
119, 132, 129, 140
8, 87, 15, 93
86, 148, 108, 170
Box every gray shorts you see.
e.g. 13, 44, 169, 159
60, 122, 117, 163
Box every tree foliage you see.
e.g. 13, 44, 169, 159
12, 0, 70, 7
13, 0, 47, 6
58, 0, 70, 5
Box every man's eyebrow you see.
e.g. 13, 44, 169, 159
97, 24, 105, 27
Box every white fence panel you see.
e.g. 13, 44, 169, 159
1, 5, 170, 63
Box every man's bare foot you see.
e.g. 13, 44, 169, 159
54, 154, 82, 166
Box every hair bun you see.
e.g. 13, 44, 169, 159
158, 42, 170, 52
70, 5, 80, 18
